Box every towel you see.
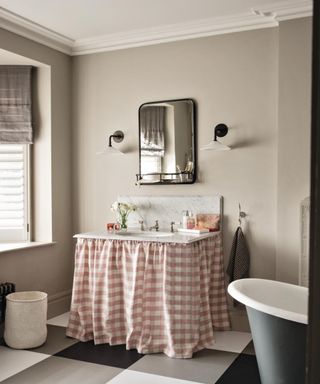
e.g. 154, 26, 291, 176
227, 226, 250, 282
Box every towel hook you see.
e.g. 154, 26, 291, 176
238, 203, 247, 227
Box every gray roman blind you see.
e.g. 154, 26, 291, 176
140, 106, 165, 157
0, 66, 33, 144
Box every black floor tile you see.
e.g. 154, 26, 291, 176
55, 340, 144, 369
216, 354, 261, 384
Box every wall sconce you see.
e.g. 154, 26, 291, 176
201, 123, 231, 151
97, 130, 125, 154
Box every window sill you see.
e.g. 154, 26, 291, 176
0, 241, 56, 254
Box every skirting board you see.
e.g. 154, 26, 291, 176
47, 289, 72, 320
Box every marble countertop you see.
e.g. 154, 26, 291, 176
74, 229, 220, 244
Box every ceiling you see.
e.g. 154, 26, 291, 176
0, 0, 313, 55
0, 0, 306, 40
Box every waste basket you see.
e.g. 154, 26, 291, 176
4, 291, 47, 349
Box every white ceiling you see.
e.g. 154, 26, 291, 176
0, 0, 313, 55
0, 0, 300, 40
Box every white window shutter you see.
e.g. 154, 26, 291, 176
0, 144, 28, 242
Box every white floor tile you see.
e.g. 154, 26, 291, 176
2, 356, 122, 384
129, 349, 238, 384
106, 370, 203, 384
0, 346, 50, 381
47, 312, 70, 327
207, 331, 252, 353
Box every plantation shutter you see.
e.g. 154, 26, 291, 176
0, 144, 28, 242
0, 66, 33, 144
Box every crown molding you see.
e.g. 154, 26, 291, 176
0, 1, 313, 57
0, 7, 73, 55
72, 13, 278, 56
252, 0, 312, 21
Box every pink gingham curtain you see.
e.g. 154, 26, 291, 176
67, 235, 230, 358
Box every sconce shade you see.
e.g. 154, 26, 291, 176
201, 123, 231, 151
201, 140, 231, 151
97, 146, 124, 155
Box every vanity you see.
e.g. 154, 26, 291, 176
66, 96, 231, 357
67, 196, 231, 358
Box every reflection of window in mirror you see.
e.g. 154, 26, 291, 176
140, 156, 161, 174
140, 105, 165, 178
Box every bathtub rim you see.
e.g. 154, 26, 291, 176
228, 278, 308, 325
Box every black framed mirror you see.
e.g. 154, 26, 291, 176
137, 98, 196, 185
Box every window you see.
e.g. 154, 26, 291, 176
141, 155, 162, 174
0, 144, 29, 242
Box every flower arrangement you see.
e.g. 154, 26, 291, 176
111, 201, 137, 230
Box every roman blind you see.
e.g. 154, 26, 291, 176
0, 144, 28, 242
140, 106, 165, 157
0, 66, 33, 144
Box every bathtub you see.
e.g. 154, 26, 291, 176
228, 278, 308, 384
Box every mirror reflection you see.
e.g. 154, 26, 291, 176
138, 99, 195, 184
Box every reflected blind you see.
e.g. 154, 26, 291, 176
0, 144, 28, 242
140, 106, 165, 157
0, 66, 33, 143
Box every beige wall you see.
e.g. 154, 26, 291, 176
72, 18, 312, 290
0, 28, 73, 317
276, 18, 312, 284
72, 27, 279, 285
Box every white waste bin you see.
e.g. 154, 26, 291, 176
4, 291, 47, 349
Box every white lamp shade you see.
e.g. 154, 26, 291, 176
97, 146, 124, 155
201, 140, 231, 151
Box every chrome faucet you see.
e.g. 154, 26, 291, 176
149, 220, 159, 232
170, 221, 175, 233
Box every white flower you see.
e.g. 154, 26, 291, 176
110, 201, 137, 215
111, 201, 119, 212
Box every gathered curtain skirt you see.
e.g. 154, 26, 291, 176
66, 235, 230, 358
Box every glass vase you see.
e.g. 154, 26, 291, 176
118, 214, 128, 231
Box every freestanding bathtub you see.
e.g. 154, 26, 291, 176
228, 278, 308, 384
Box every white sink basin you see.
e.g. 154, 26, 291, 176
116, 231, 173, 237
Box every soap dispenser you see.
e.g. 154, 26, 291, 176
182, 210, 189, 229
187, 212, 196, 229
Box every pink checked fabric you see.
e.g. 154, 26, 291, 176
66, 234, 231, 358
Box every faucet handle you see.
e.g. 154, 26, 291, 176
170, 221, 176, 233
148, 220, 160, 231
139, 220, 144, 231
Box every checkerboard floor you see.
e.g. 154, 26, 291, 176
0, 313, 261, 383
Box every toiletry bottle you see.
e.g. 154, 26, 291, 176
187, 212, 196, 229
182, 210, 189, 229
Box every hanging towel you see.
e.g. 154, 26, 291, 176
227, 226, 250, 282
